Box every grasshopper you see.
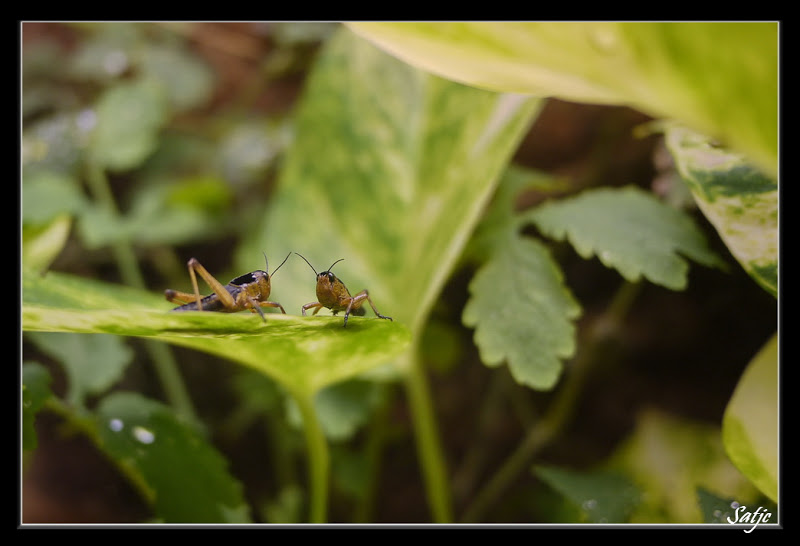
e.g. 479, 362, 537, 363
295, 253, 392, 328
165, 253, 290, 322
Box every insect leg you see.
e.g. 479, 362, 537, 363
188, 258, 237, 311
245, 297, 267, 322
351, 290, 392, 321
301, 302, 325, 316
258, 301, 286, 314
165, 289, 202, 305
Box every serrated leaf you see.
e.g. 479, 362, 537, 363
527, 186, 724, 290
349, 22, 777, 177
22, 269, 411, 398
535, 465, 641, 523
722, 334, 778, 502
237, 27, 542, 337
95, 392, 250, 523
464, 164, 565, 263
23, 362, 54, 451
666, 126, 777, 297
462, 235, 581, 390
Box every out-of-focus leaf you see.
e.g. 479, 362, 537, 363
349, 22, 777, 177
463, 164, 566, 264
462, 235, 580, 390
722, 334, 778, 502
89, 78, 168, 171
287, 380, 386, 441
535, 465, 641, 523
79, 183, 230, 248
22, 362, 53, 451
696, 487, 740, 524
27, 332, 134, 408
22, 215, 72, 273
22, 112, 87, 176
217, 121, 290, 187
139, 43, 215, 111
95, 392, 250, 523
22, 269, 411, 398
666, 126, 777, 297
22, 170, 87, 224
66, 23, 140, 82
526, 186, 725, 290
607, 409, 760, 523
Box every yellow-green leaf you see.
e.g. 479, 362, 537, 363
349, 22, 777, 178
22, 269, 411, 398
722, 334, 778, 502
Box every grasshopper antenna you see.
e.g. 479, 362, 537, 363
327, 258, 344, 272
270, 252, 291, 277
295, 253, 318, 276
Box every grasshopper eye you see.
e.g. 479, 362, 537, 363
327, 272, 336, 283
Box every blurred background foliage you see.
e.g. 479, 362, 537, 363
21, 22, 777, 524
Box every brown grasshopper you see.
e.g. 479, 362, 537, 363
295, 253, 392, 328
165, 253, 290, 322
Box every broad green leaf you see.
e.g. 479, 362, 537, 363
666, 126, 777, 298
95, 392, 250, 523
238, 27, 542, 338
349, 22, 777, 177
89, 78, 168, 171
535, 465, 641, 523
462, 235, 581, 390
607, 409, 760, 523
26, 332, 134, 408
22, 362, 53, 451
22, 269, 410, 398
526, 186, 725, 290
722, 334, 778, 502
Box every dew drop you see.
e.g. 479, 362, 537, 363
109, 418, 124, 432
133, 426, 155, 444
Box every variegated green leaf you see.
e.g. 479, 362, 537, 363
666, 126, 777, 297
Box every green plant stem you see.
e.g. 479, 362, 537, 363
293, 390, 330, 523
402, 342, 453, 523
353, 385, 391, 522
460, 280, 643, 523
84, 158, 197, 422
